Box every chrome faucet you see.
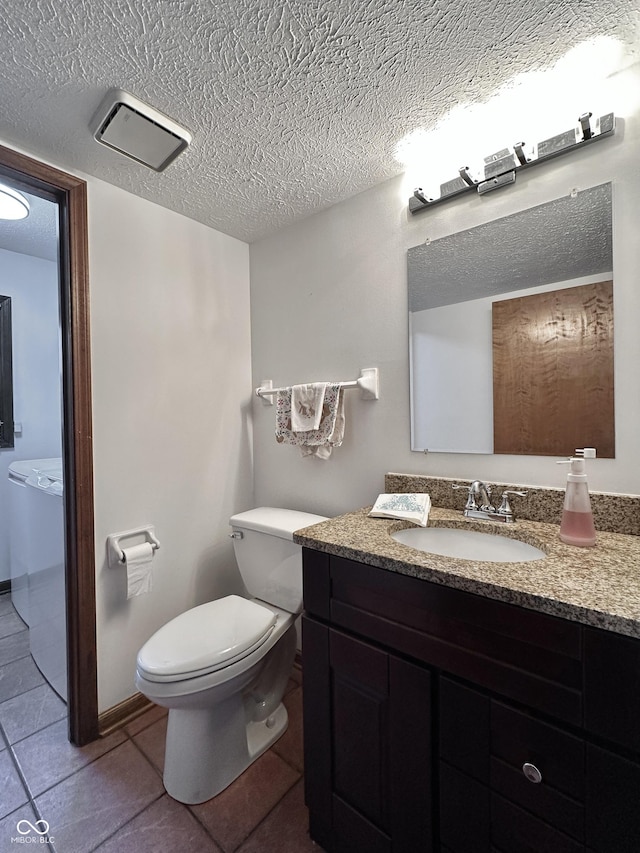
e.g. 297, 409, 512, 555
470, 480, 495, 512
452, 481, 527, 523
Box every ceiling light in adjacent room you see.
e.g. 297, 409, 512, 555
0, 184, 29, 220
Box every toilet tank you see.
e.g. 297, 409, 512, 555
229, 507, 328, 614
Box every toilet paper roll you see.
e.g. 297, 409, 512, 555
123, 542, 154, 599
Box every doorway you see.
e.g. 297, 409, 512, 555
0, 144, 97, 745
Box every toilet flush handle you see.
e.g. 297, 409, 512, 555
229, 531, 243, 539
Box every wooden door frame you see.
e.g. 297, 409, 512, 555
0, 143, 98, 745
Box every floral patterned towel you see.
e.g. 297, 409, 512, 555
276, 383, 344, 459
368, 493, 431, 527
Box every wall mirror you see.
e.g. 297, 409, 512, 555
408, 182, 614, 456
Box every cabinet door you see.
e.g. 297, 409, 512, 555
586, 744, 640, 853
302, 616, 433, 853
302, 615, 333, 851
388, 648, 433, 852
330, 627, 434, 853
330, 626, 392, 835
584, 627, 640, 753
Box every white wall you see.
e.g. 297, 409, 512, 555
0, 249, 62, 583
250, 63, 640, 516
0, 148, 253, 711
88, 181, 252, 710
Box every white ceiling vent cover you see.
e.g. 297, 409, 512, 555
90, 89, 191, 172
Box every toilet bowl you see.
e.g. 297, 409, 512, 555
135, 507, 327, 804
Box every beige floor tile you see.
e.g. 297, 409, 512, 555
0, 595, 17, 619
0, 610, 27, 641
0, 655, 45, 704
0, 749, 29, 820
191, 749, 300, 852
0, 682, 67, 745
94, 794, 222, 852
237, 779, 320, 853
133, 714, 168, 773
34, 740, 164, 853
0, 802, 44, 849
0, 629, 30, 667
14, 718, 127, 797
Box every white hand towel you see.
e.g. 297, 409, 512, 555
291, 383, 327, 432
369, 493, 431, 527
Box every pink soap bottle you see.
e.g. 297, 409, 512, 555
558, 448, 597, 547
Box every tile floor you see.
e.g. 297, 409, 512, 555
0, 593, 321, 852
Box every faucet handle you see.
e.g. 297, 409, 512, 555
498, 490, 527, 517
452, 483, 476, 510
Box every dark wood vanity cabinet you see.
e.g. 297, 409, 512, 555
301, 548, 640, 853
303, 618, 433, 853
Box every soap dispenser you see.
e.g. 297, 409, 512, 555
557, 448, 597, 547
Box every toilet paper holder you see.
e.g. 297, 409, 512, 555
107, 526, 161, 569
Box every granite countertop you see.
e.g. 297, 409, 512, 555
294, 506, 640, 639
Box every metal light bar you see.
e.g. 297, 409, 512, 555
409, 111, 615, 214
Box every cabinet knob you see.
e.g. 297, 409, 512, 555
522, 762, 543, 784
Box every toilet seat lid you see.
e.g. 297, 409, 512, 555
137, 595, 277, 679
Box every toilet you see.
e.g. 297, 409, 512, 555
135, 507, 327, 804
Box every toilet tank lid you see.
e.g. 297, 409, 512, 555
229, 507, 329, 541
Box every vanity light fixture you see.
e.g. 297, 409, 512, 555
409, 111, 615, 214
0, 184, 29, 220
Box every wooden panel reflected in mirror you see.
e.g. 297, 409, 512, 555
493, 280, 614, 457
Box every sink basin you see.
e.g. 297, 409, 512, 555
391, 526, 546, 563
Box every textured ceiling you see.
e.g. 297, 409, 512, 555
0, 1, 638, 245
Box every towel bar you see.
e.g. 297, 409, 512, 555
255, 367, 379, 405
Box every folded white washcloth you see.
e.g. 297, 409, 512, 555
369, 493, 431, 527
291, 383, 327, 432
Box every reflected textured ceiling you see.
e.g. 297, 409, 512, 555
408, 183, 612, 311
0, 192, 58, 261
0, 1, 638, 244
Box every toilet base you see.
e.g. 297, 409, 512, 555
247, 700, 288, 762
163, 700, 289, 804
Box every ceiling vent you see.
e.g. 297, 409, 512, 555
90, 89, 192, 172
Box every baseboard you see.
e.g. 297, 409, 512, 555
98, 691, 153, 737
0, 580, 11, 595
